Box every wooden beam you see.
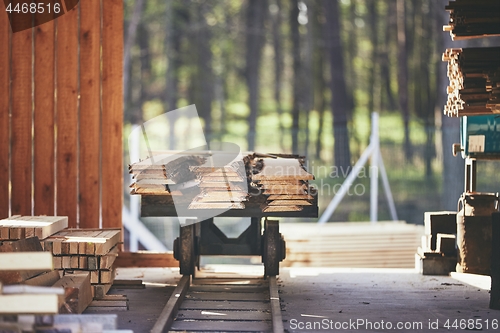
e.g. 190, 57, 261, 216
53, 272, 93, 314
79, 0, 101, 229
10, 20, 32, 216
0, 294, 61, 314
34, 19, 55, 216
24, 270, 61, 286
0, 10, 10, 219
114, 251, 177, 268
102, 0, 124, 231
56, 4, 79, 227
0, 252, 53, 271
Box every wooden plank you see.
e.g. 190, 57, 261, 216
79, 0, 101, 229
99, 246, 119, 269
150, 275, 190, 333
89, 300, 128, 308
0, 252, 53, 271
62, 256, 71, 269
34, 19, 55, 216
10, 23, 32, 216
0, 294, 61, 314
24, 270, 61, 286
53, 272, 93, 314
56, 5, 79, 228
95, 230, 121, 255
53, 256, 62, 269
114, 251, 177, 268
0, 13, 10, 219
101, 0, 123, 231
0, 216, 68, 240
70, 256, 79, 269
99, 268, 115, 284
90, 270, 99, 284
93, 283, 112, 299
79, 256, 88, 270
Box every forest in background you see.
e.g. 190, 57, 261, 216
123, 0, 500, 227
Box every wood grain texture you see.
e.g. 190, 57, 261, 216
101, 0, 123, 230
11, 26, 32, 216
0, 14, 10, 219
79, 0, 101, 228
34, 20, 55, 216
56, 6, 79, 227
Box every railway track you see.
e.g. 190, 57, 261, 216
151, 275, 284, 333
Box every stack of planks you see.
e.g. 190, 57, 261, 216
444, 0, 500, 40
443, 47, 500, 117
130, 152, 317, 214
188, 161, 247, 210
0, 216, 68, 241
249, 155, 315, 213
281, 222, 424, 268
43, 229, 121, 299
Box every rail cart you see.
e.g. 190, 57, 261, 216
130, 153, 318, 276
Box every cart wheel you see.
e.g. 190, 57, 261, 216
179, 224, 196, 275
263, 220, 283, 276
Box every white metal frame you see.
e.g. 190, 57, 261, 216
318, 112, 398, 224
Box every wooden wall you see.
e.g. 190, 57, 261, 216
0, 0, 123, 229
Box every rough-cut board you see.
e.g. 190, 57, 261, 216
252, 158, 314, 180
0, 252, 53, 271
0, 237, 48, 284
44, 229, 121, 256
0, 10, 9, 220
114, 251, 177, 268
0, 294, 62, 314
24, 270, 61, 287
93, 283, 112, 299
34, 19, 55, 217
0, 216, 68, 240
53, 272, 93, 314
10, 27, 32, 217
79, 0, 101, 229
282, 222, 424, 268
101, 0, 124, 230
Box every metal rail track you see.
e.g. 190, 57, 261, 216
151, 276, 284, 333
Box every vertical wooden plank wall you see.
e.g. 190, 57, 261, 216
0, 0, 123, 229
0, 16, 10, 219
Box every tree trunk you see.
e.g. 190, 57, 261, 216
303, 0, 314, 157
290, 0, 301, 155
367, 0, 378, 116
271, 0, 285, 150
314, 2, 327, 160
165, 2, 182, 149
396, 0, 412, 160
197, 3, 214, 144
245, 0, 268, 151
324, 0, 351, 171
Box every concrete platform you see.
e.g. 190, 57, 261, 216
102, 266, 498, 332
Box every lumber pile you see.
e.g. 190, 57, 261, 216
280, 222, 423, 268
443, 47, 500, 117
444, 0, 500, 40
130, 152, 316, 214
42, 229, 121, 298
0, 216, 68, 241
247, 155, 314, 213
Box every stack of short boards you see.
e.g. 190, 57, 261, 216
129, 152, 315, 213
0, 216, 121, 300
